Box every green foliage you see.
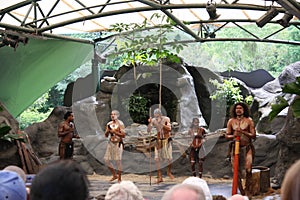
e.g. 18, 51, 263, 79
122, 95, 150, 123
0, 107, 25, 143
18, 60, 94, 129
18, 93, 53, 130
29, 92, 50, 113
210, 78, 253, 115
108, 13, 185, 66
210, 78, 253, 106
0, 126, 25, 143
0, 125, 11, 139
269, 77, 300, 121
180, 25, 299, 76
18, 108, 52, 130
38, 87, 64, 113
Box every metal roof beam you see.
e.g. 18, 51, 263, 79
188, 19, 300, 25
5, 3, 289, 33
0, 0, 41, 14
276, 0, 300, 19
0, 26, 93, 44
75, 0, 95, 15
38, 6, 156, 32
163, 10, 202, 41
137, 0, 202, 40
37, 0, 59, 28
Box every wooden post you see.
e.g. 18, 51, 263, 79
232, 136, 240, 195
149, 107, 152, 186
249, 168, 261, 196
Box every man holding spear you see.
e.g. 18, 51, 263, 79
147, 108, 174, 184
226, 102, 256, 196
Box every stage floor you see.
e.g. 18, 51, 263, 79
88, 174, 281, 200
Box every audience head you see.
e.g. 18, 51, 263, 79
3, 165, 26, 182
0, 170, 27, 200
182, 177, 212, 200
228, 194, 249, 200
281, 159, 300, 200
105, 180, 144, 200
212, 195, 226, 200
30, 160, 89, 200
162, 183, 205, 200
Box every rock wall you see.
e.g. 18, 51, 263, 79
274, 103, 300, 185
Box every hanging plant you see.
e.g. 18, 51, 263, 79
209, 78, 253, 115
107, 13, 185, 67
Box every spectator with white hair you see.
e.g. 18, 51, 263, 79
162, 183, 206, 200
182, 177, 212, 200
105, 180, 144, 200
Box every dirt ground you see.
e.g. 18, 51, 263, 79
88, 173, 231, 184
87, 174, 281, 200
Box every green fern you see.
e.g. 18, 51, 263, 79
0, 106, 25, 143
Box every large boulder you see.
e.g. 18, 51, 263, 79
24, 106, 69, 158
274, 101, 300, 185
221, 69, 275, 88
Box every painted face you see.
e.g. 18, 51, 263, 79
111, 112, 118, 120
235, 105, 244, 116
154, 113, 161, 119
193, 120, 199, 125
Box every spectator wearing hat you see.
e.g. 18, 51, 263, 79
0, 170, 27, 200
3, 165, 30, 199
3, 165, 26, 182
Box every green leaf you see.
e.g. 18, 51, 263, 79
0, 125, 11, 138
269, 96, 289, 121
291, 98, 300, 118
282, 82, 300, 95
2, 133, 26, 143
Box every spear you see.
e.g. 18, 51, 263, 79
148, 107, 152, 185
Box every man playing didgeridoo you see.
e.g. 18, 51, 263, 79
226, 102, 256, 196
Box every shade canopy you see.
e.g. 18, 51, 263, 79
0, 38, 93, 117
0, 0, 299, 44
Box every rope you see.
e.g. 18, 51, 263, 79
159, 19, 163, 110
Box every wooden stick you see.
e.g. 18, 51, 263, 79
149, 107, 152, 186
232, 135, 240, 195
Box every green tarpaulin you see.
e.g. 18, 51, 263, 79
0, 38, 93, 117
